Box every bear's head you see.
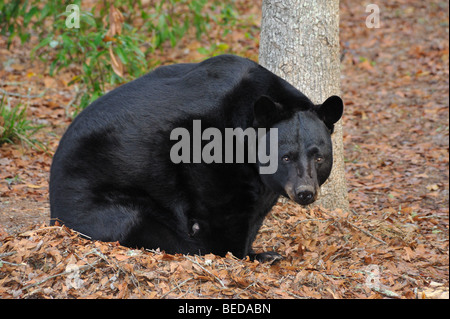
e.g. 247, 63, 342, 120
254, 95, 343, 205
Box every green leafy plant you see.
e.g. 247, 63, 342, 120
30, 1, 149, 114
0, 96, 45, 150
1, 0, 238, 116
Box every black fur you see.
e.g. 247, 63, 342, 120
50, 55, 343, 261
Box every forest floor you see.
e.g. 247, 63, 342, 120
0, 0, 448, 299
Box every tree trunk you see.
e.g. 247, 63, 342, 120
259, 0, 349, 212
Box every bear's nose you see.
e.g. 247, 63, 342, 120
296, 186, 315, 205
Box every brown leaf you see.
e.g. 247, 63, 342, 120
106, 6, 124, 37
111, 253, 130, 261
109, 46, 123, 77
403, 247, 415, 261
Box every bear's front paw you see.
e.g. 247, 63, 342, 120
253, 251, 283, 263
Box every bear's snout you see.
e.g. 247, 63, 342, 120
295, 185, 317, 206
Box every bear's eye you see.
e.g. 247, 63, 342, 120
282, 155, 290, 162
315, 156, 324, 163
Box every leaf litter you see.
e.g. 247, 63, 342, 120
1, 0, 449, 298
0, 201, 447, 299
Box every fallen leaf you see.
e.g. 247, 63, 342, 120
109, 47, 123, 77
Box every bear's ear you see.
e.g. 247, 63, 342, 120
253, 95, 282, 127
316, 95, 343, 132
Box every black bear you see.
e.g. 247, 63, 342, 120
50, 54, 343, 262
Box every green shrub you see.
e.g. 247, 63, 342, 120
0, 0, 237, 115
0, 96, 45, 150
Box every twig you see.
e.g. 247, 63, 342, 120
21, 262, 96, 291
184, 256, 225, 288
285, 290, 311, 299
0, 88, 44, 99
160, 277, 194, 299
61, 225, 92, 240
85, 248, 109, 262
1, 81, 25, 86
0, 252, 17, 258
345, 221, 387, 245
371, 285, 400, 298
0, 259, 27, 267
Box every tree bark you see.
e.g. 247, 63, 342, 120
259, 0, 349, 212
